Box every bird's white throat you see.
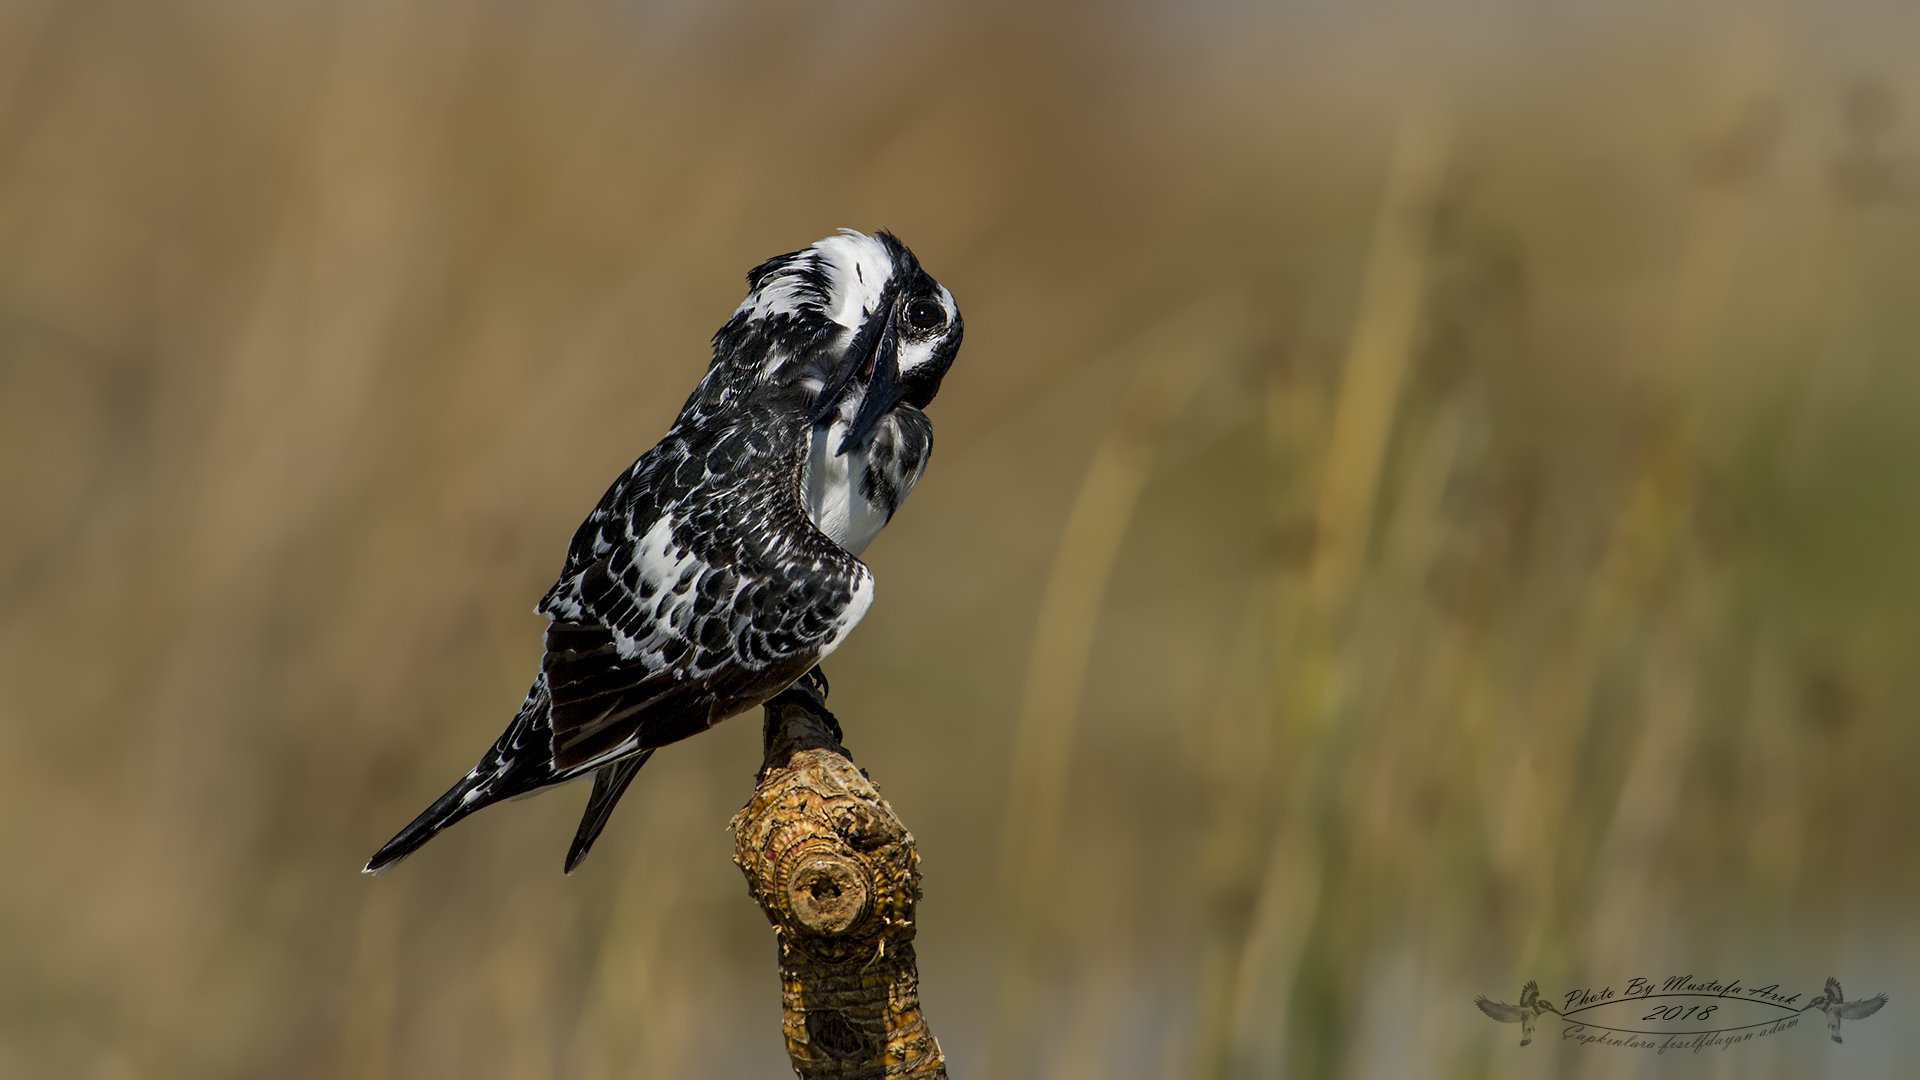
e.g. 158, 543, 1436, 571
801, 422, 892, 556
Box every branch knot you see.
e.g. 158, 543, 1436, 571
730, 687, 946, 1079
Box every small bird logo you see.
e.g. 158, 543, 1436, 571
364, 230, 963, 875
1477, 980, 1554, 1046
1807, 976, 1887, 1044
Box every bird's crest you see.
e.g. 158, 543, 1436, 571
732, 230, 912, 334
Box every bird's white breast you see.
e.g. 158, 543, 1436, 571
801, 423, 893, 556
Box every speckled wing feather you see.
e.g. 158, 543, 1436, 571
1475, 997, 1526, 1023
363, 408, 873, 874
1836, 993, 1887, 1021
535, 405, 873, 772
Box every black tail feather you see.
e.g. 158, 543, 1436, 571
564, 750, 654, 874
363, 770, 488, 875
366, 679, 565, 875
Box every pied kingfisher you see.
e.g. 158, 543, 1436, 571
366, 230, 963, 874
1476, 980, 1553, 1046
1808, 976, 1888, 1044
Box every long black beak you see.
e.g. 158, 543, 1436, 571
808, 296, 910, 456
835, 316, 906, 455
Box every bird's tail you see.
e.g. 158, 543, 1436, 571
364, 679, 560, 875
362, 770, 490, 874
563, 750, 655, 875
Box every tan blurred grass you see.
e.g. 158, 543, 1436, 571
2, 1, 1919, 1078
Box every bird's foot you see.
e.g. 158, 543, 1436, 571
790, 665, 843, 743
800, 664, 830, 701
759, 667, 847, 771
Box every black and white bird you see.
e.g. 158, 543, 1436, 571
1476, 980, 1552, 1046
365, 230, 962, 875
1808, 976, 1887, 1044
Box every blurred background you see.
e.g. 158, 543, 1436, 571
2, 0, 1917, 1077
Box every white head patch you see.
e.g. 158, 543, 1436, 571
731, 229, 896, 331
812, 230, 896, 330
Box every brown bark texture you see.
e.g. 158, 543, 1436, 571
731, 678, 948, 1080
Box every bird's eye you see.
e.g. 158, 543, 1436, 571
905, 299, 946, 331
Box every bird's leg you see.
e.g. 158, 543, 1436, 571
791, 665, 843, 744
801, 664, 830, 701
759, 668, 847, 777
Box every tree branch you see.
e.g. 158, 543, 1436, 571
731, 678, 947, 1079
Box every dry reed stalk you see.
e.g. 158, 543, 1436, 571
1184, 593, 1275, 1080
1572, 172, 1756, 984
1494, 437, 1692, 989
988, 303, 1230, 1079
336, 881, 405, 1080
1223, 114, 1451, 1077
568, 771, 704, 1080
1307, 110, 1451, 617
1557, 83, 1783, 976
1738, 629, 1806, 896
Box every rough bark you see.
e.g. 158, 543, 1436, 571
731, 678, 947, 1080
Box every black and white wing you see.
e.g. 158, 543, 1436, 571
364, 420, 873, 874
1836, 993, 1888, 1021
1476, 997, 1526, 1023
537, 499, 872, 772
